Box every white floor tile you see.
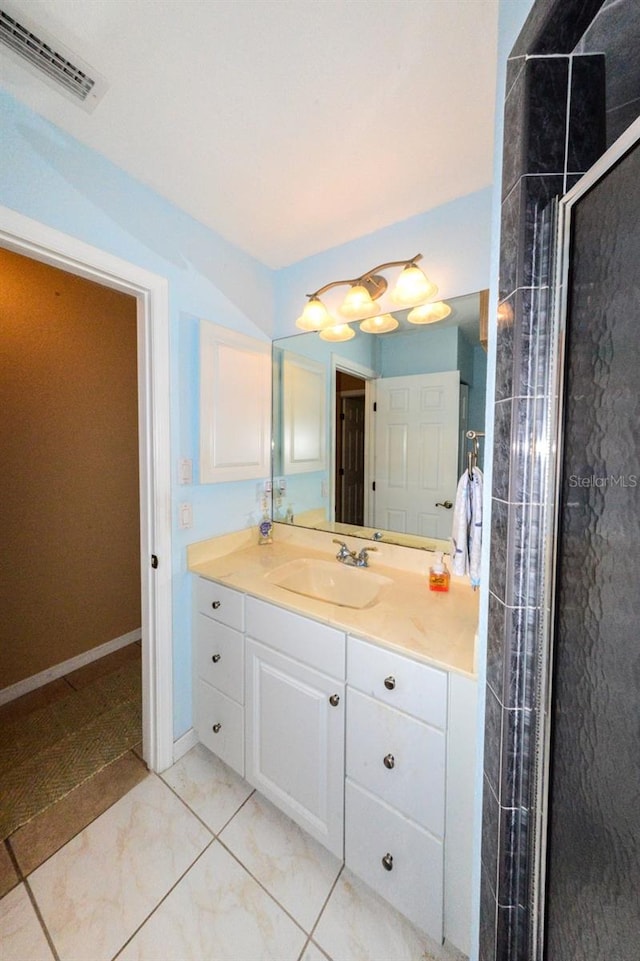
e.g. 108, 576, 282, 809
162, 743, 253, 833
28, 775, 211, 961
220, 791, 341, 932
0, 884, 55, 961
314, 868, 441, 961
118, 840, 307, 961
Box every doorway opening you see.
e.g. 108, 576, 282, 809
334, 371, 366, 526
0, 205, 173, 777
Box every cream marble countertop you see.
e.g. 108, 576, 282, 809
187, 525, 479, 679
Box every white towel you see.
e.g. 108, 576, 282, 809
451, 467, 483, 588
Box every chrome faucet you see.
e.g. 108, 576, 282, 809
332, 539, 377, 568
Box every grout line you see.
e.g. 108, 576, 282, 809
110, 837, 217, 961
295, 936, 311, 961
216, 835, 310, 937
307, 862, 344, 946
3, 837, 25, 886
157, 763, 257, 839
23, 877, 62, 961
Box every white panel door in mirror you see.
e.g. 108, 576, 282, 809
374, 371, 459, 538
283, 353, 326, 474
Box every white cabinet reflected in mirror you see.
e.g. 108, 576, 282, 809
272, 290, 487, 550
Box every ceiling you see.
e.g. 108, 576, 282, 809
0, 0, 498, 269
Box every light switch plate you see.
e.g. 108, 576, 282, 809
178, 458, 193, 485
178, 502, 193, 529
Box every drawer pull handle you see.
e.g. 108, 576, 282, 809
383, 753, 395, 770
211, 601, 221, 610
381, 853, 394, 871
212, 723, 222, 733
329, 693, 340, 707
211, 654, 221, 663
384, 675, 396, 690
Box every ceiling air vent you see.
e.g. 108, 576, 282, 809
0, 7, 107, 110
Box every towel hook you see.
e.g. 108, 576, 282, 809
466, 430, 485, 477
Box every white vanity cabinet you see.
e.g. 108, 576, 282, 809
191, 572, 476, 954
345, 635, 448, 942
193, 579, 245, 776
244, 597, 346, 859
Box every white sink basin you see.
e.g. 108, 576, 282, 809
265, 558, 391, 609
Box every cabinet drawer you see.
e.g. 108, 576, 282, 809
347, 635, 447, 728
345, 780, 443, 941
246, 596, 345, 680
196, 578, 244, 631
195, 616, 244, 703
195, 678, 244, 776
346, 689, 445, 836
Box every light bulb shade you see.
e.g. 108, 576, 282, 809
295, 297, 333, 331
359, 313, 399, 334
319, 323, 355, 342
407, 301, 452, 324
391, 264, 438, 307
339, 284, 381, 321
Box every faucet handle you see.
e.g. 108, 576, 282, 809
357, 546, 377, 566
332, 539, 351, 560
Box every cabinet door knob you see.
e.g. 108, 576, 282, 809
384, 675, 396, 690
329, 693, 340, 707
381, 853, 394, 871
383, 753, 395, 769
211, 601, 221, 610
211, 654, 221, 663
212, 723, 222, 733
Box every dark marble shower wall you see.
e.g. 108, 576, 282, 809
576, 0, 640, 146
480, 1, 608, 958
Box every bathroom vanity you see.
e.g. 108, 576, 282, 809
188, 526, 478, 954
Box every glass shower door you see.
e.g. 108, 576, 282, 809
543, 132, 640, 958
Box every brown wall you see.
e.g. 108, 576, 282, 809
0, 249, 141, 688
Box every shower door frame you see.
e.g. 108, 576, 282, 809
532, 113, 640, 956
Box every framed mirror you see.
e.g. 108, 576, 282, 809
272, 290, 487, 550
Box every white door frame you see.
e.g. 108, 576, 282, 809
0, 206, 174, 773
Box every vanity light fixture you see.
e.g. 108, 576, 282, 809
295, 296, 334, 331
407, 300, 452, 324
339, 284, 381, 321
390, 262, 438, 307
318, 323, 355, 342
296, 253, 437, 331
359, 313, 399, 334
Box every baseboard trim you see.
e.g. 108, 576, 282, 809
173, 728, 199, 763
0, 629, 142, 706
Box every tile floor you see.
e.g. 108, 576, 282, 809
1, 742, 463, 961
1, 643, 146, 899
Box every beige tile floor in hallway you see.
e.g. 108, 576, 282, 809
0, 741, 459, 961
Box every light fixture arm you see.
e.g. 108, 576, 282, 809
306, 253, 423, 299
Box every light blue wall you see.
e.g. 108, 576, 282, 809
378, 326, 460, 378
0, 89, 276, 739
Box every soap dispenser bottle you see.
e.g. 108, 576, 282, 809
258, 497, 273, 545
429, 552, 450, 592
